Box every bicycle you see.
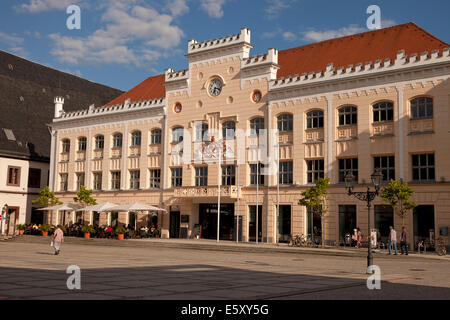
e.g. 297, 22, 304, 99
436, 237, 447, 256
289, 234, 301, 247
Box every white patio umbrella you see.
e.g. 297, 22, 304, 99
107, 203, 166, 231
38, 203, 82, 225
79, 202, 118, 212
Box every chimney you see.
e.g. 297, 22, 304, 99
54, 96, 64, 118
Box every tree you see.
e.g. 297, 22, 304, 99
298, 177, 330, 248
380, 179, 418, 227
32, 186, 62, 207
73, 186, 97, 207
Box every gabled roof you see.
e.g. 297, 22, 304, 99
0, 50, 123, 161
100, 23, 448, 107
104, 74, 165, 106
277, 22, 449, 78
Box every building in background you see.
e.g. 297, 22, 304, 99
48, 23, 450, 247
0, 50, 123, 235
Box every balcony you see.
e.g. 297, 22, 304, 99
174, 186, 240, 198
371, 122, 394, 138
409, 118, 434, 135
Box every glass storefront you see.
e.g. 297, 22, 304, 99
374, 205, 393, 244
339, 205, 357, 243
199, 204, 235, 240
278, 205, 291, 243
248, 205, 262, 242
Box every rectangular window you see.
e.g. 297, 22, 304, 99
171, 168, 183, 187
306, 159, 324, 184
111, 171, 121, 190
374, 156, 395, 182
412, 154, 435, 181
7, 166, 21, 186
279, 161, 293, 185
195, 167, 208, 186
250, 163, 264, 185
338, 158, 358, 183
149, 169, 161, 189
93, 172, 102, 191
130, 170, 140, 190
60, 173, 68, 191
76, 173, 85, 191
151, 130, 162, 145
222, 165, 236, 186
28, 168, 41, 188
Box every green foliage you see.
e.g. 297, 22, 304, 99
115, 226, 127, 235
82, 225, 95, 234
381, 179, 418, 226
73, 186, 97, 207
40, 224, 51, 232
298, 178, 330, 248
154, 229, 160, 236
17, 224, 27, 230
32, 186, 62, 207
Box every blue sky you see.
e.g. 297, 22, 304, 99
0, 0, 449, 91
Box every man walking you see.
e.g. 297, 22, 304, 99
388, 226, 398, 255
51, 226, 64, 255
400, 226, 409, 255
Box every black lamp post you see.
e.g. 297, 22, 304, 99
345, 169, 383, 273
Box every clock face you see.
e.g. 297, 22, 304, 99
208, 78, 223, 97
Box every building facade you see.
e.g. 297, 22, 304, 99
49, 23, 450, 247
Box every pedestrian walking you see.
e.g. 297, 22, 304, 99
400, 226, 409, 255
356, 228, 362, 248
388, 226, 398, 255
51, 225, 64, 255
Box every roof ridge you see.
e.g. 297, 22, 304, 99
279, 22, 430, 54
407, 22, 450, 47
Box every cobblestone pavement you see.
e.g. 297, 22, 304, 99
0, 238, 449, 300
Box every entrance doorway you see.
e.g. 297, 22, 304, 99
248, 205, 262, 242
306, 207, 322, 245
414, 205, 435, 248
374, 205, 394, 244
31, 208, 44, 225
278, 205, 291, 243
6, 207, 19, 236
170, 210, 180, 238
339, 205, 357, 244
199, 204, 235, 240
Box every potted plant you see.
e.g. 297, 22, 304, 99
82, 225, 95, 238
154, 229, 160, 238
115, 226, 127, 240
17, 224, 27, 235
40, 224, 51, 236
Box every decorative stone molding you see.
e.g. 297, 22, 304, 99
174, 186, 239, 198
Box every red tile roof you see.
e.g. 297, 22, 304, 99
277, 22, 449, 78
104, 74, 165, 106
103, 23, 448, 106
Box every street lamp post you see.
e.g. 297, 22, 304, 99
344, 169, 383, 273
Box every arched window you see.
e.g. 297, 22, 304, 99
78, 137, 87, 151
306, 110, 324, 129
277, 114, 293, 132
172, 127, 184, 143
411, 97, 433, 119
195, 123, 209, 142
338, 106, 357, 126
222, 121, 236, 140
373, 102, 393, 122
61, 139, 70, 153
113, 133, 122, 148
250, 117, 264, 136
95, 135, 104, 150
151, 129, 162, 145
131, 131, 141, 146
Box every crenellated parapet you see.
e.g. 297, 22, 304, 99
165, 68, 189, 83
269, 48, 450, 92
53, 98, 166, 123
187, 28, 251, 56
240, 48, 279, 88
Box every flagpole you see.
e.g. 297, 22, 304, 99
276, 141, 280, 244
236, 163, 239, 243
217, 148, 221, 243
256, 146, 259, 245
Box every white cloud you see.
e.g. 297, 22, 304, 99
47, 1, 184, 67
381, 19, 397, 28
0, 32, 27, 56
200, 0, 227, 18
282, 31, 297, 42
166, 0, 189, 17
17, 0, 81, 13
302, 25, 367, 42
265, 0, 295, 20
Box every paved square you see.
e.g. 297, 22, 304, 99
1, 237, 449, 300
